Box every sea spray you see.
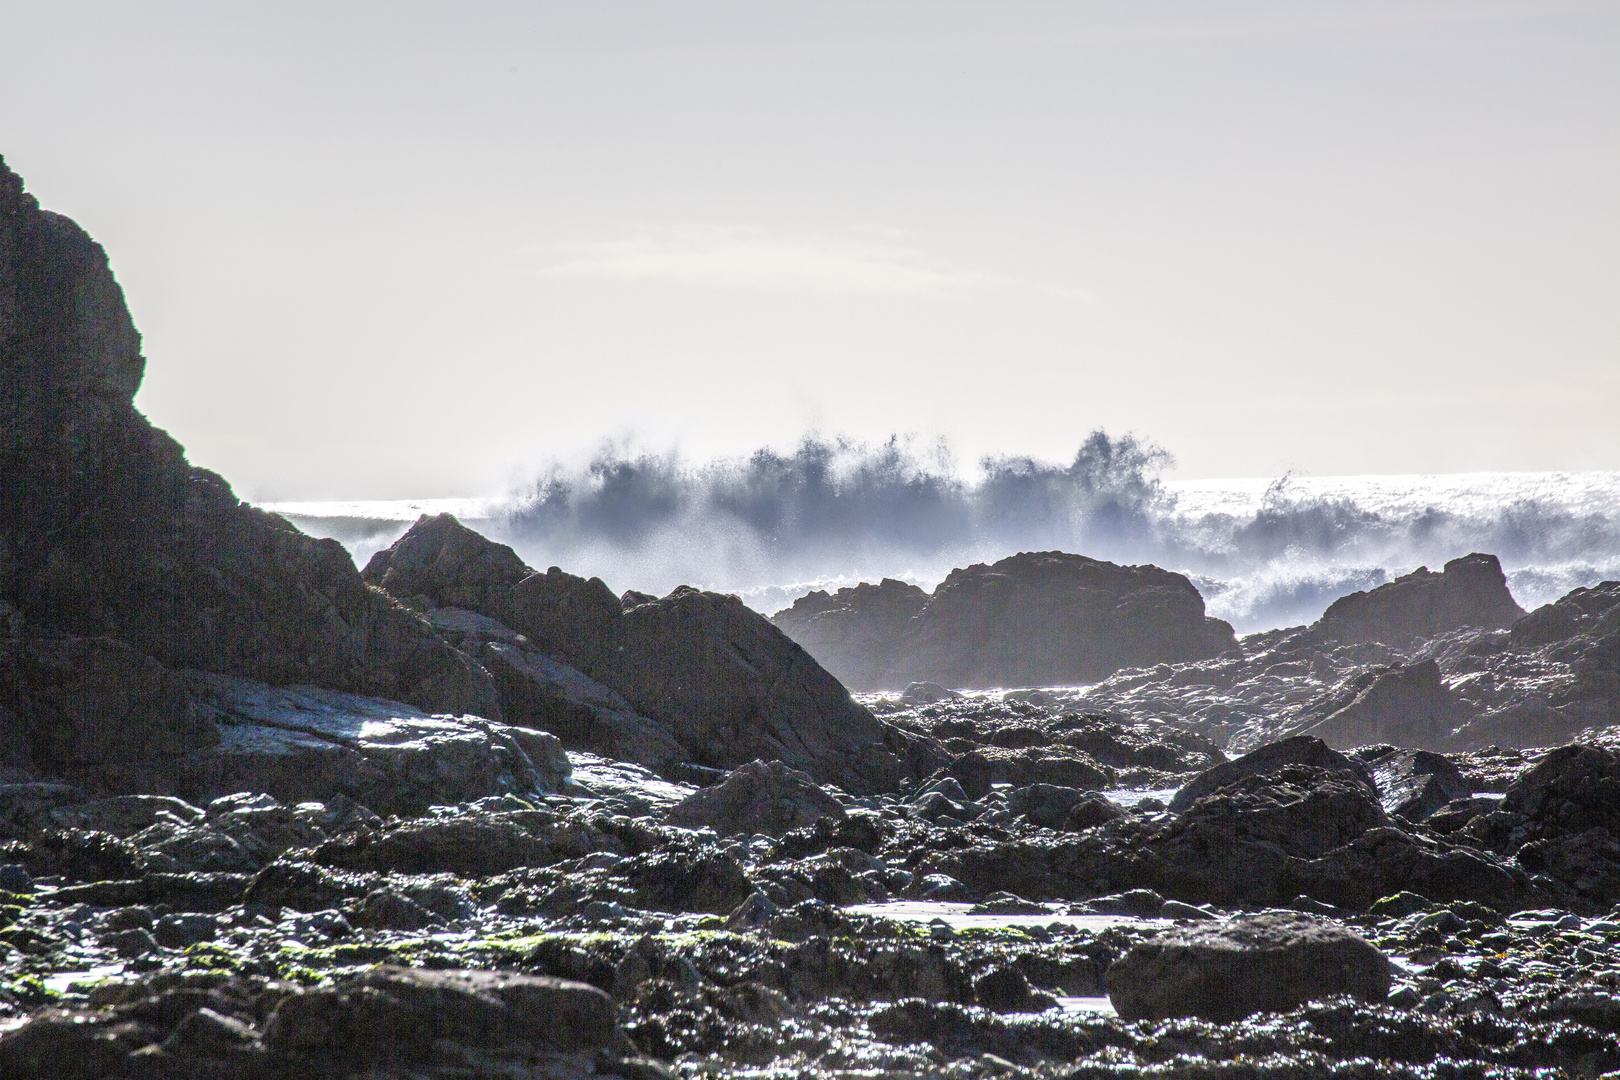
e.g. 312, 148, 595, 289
267, 433, 1620, 633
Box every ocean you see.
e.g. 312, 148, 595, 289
265, 443, 1620, 634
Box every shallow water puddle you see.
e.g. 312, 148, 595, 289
43, 963, 125, 994
1103, 787, 1180, 809
1056, 995, 1117, 1017
844, 901, 1170, 933
566, 753, 695, 809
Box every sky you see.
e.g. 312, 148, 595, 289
1, 0, 1616, 500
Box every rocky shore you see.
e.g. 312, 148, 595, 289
5, 155, 1620, 1078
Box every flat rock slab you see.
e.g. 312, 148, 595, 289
1105, 912, 1392, 1022
165, 675, 570, 815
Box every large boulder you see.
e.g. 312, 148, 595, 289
1303, 660, 1472, 750
1105, 912, 1392, 1021
364, 515, 941, 793
0, 156, 497, 732
666, 759, 846, 837
770, 578, 930, 689
899, 551, 1234, 688
1313, 553, 1525, 647
1168, 735, 1373, 814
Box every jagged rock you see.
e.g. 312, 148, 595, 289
1167, 765, 1390, 861
1314, 553, 1525, 647
770, 579, 930, 689
1361, 747, 1471, 821
1304, 660, 1472, 750
43, 794, 205, 837
1510, 581, 1620, 648
666, 760, 846, 837
478, 640, 688, 769
365, 515, 941, 793
1168, 736, 1374, 814
0, 156, 497, 772
776, 552, 1235, 690
1105, 912, 1392, 1021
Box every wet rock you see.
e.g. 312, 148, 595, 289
309, 811, 602, 876
972, 965, 1056, 1013
1306, 660, 1472, 750
50, 872, 254, 913
263, 966, 627, 1070
1168, 735, 1374, 814
163, 675, 569, 816
3, 828, 140, 882
478, 639, 688, 769
666, 760, 845, 837
627, 848, 754, 914
105, 926, 161, 958
353, 888, 441, 931
1085, 889, 1166, 917
1363, 747, 1472, 821
45, 794, 205, 838
1105, 912, 1392, 1021
0, 864, 31, 893
1005, 784, 1100, 830
1062, 794, 1125, 832
1314, 553, 1526, 646
152, 913, 217, 948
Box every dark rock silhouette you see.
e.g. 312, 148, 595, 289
0, 156, 498, 751
773, 551, 1235, 690
364, 514, 940, 792
771, 578, 929, 688
1313, 553, 1525, 646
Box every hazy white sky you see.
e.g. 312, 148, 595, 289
3, 1, 1616, 499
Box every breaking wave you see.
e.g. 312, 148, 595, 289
267, 433, 1620, 634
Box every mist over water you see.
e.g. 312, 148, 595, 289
269, 433, 1620, 634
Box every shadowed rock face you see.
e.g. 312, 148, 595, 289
770, 579, 930, 689
364, 514, 942, 793
1304, 660, 1471, 751
0, 156, 497, 735
1314, 553, 1526, 647
773, 551, 1236, 691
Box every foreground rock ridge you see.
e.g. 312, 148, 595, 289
5, 156, 1620, 1078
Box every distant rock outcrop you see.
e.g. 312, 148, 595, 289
364, 515, 940, 793
0, 156, 497, 742
1313, 553, 1525, 646
773, 552, 1235, 690
771, 578, 929, 689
